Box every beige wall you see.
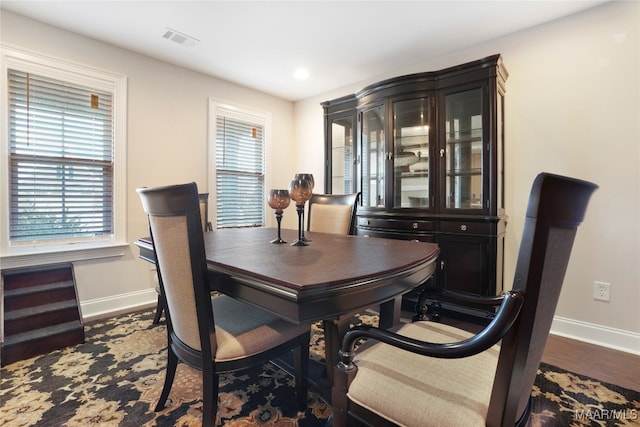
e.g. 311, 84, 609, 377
2, 2, 639, 352
1, 10, 299, 318
295, 1, 640, 352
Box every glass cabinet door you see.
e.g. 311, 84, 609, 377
393, 97, 431, 208
360, 105, 385, 207
330, 115, 354, 194
444, 88, 483, 210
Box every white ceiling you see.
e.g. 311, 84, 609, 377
1, 1, 609, 101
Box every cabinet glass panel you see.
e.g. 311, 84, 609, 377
445, 88, 483, 209
330, 117, 353, 194
393, 98, 430, 208
361, 105, 385, 207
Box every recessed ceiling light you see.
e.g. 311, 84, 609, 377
293, 68, 309, 80
612, 33, 626, 43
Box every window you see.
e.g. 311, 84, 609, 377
8, 70, 114, 242
1, 47, 127, 261
209, 102, 268, 229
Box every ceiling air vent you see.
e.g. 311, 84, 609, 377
162, 28, 199, 47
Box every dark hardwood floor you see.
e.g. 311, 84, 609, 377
542, 334, 639, 392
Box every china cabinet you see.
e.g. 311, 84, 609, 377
322, 55, 508, 318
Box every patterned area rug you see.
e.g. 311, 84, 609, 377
1, 309, 638, 426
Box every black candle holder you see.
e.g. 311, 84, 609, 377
289, 177, 312, 246
268, 189, 290, 244
293, 173, 314, 242
271, 209, 286, 244
291, 203, 308, 246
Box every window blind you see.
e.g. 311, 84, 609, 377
8, 69, 114, 242
215, 115, 264, 228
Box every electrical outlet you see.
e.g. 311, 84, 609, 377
593, 281, 611, 302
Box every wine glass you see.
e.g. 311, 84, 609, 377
288, 177, 313, 246
267, 189, 290, 243
292, 173, 314, 241
294, 173, 314, 191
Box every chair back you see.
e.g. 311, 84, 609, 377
307, 193, 360, 235
487, 173, 598, 426
198, 193, 213, 232
138, 183, 216, 360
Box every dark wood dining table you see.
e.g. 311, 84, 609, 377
135, 227, 439, 395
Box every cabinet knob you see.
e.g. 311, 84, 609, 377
460, 224, 467, 231
412, 222, 418, 229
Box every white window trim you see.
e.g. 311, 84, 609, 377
207, 98, 272, 228
0, 45, 128, 268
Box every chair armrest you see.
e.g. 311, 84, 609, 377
423, 287, 508, 306
338, 290, 524, 371
413, 286, 509, 321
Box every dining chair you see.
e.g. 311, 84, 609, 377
307, 193, 360, 235
152, 193, 211, 324
305, 192, 361, 379
138, 183, 310, 426
331, 172, 598, 427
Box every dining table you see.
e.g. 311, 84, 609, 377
135, 227, 439, 397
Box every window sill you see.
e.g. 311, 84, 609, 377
1, 242, 129, 269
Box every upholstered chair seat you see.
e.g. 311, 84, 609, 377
211, 295, 309, 361
348, 322, 499, 426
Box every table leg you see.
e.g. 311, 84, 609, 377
378, 295, 402, 329
322, 316, 353, 381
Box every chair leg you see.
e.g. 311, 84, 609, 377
293, 332, 310, 410
152, 294, 164, 324
202, 364, 218, 426
155, 346, 178, 411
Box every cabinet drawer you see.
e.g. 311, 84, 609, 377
358, 217, 435, 232
440, 221, 490, 235
357, 228, 435, 243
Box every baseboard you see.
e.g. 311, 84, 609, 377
551, 315, 640, 356
80, 289, 157, 322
